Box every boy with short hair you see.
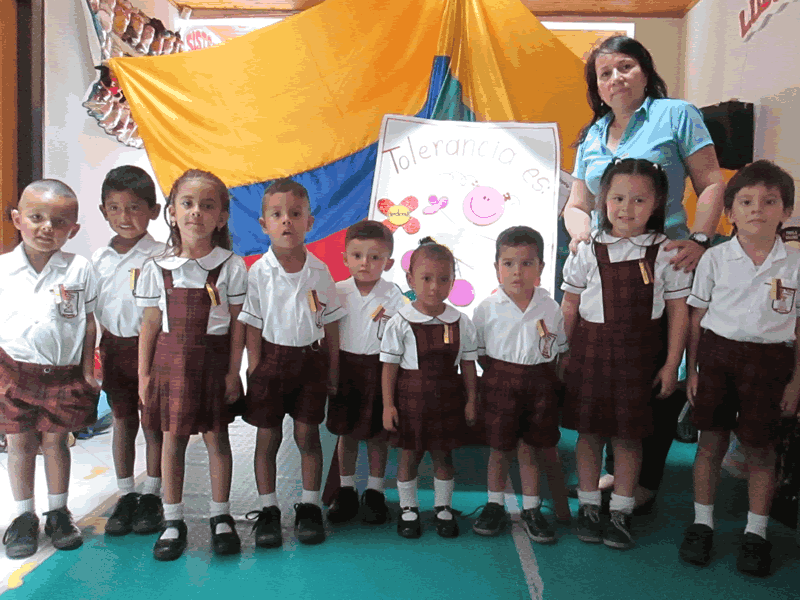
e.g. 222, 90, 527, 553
1, 180, 101, 559
326, 220, 405, 524
472, 226, 570, 542
91, 165, 166, 536
680, 160, 800, 576
240, 179, 344, 546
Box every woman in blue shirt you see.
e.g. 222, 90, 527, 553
562, 36, 725, 514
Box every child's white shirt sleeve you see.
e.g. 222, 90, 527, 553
84, 264, 98, 315
238, 264, 264, 329
472, 302, 487, 357
660, 245, 693, 300
561, 241, 593, 295
319, 272, 345, 325
554, 307, 569, 353
459, 314, 479, 362
379, 313, 408, 365
224, 256, 248, 306
687, 251, 715, 310
134, 259, 162, 309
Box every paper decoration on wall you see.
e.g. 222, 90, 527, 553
377, 197, 421, 234
370, 115, 560, 320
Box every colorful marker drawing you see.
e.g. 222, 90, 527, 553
422, 195, 449, 215
463, 186, 510, 226
377, 196, 421, 234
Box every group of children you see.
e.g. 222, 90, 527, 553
1, 157, 799, 578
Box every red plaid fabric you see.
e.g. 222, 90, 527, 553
326, 351, 385, 440
98, 331, 139, 419
693, 329, 793, 448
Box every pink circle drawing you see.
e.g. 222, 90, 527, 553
401, 250, 414, 272
449, 279, 475, 306
463, 186, 506, 226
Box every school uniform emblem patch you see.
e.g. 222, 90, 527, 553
54, 284, 81, 318
772, 285, 796, 315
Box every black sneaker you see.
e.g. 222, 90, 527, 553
327, 487, 359, 524
246, 506, 282, 548
43, 507, 82, 551
603, 510, 634, 549
105, 492, 140, 536
3, 512, 40, 559
210, 514, 241, 555
132, 494, 163, 534
472, 503, 508, 537
153, 520, 188, 561
737, 532, 772, 577
397, 507, 421, 539
575, 504, 603, 544
434, 506, 459, 538
294, 503, 325, 545
360, 489, 390, 525
521, 507, 556, 544
679, 524, 713, 566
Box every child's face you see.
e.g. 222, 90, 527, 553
495, 244, 542, 299
726, 183, 791, 239
259, 192, 314, 251
605, 173, 657, 238
100, 190, 160, 240
12, 190, 80, 257
168, 179, 228, 244
342, 238, 394, 285
407, 255, 454, 312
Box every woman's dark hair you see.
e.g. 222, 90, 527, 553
408, 236, 455, 274
574, 36, 669, 147
724, 160, 795, 234
164, 169, 232, 255
596, 158, 669, 234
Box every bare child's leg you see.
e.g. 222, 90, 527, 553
254, 426, 282, 496
158, 432, 190, 543
6, 432, 38, 503
40, 431, 82, 550
366, 438, 388, 481
203, 430, 239, 550
605, 438, 643, 548
430, 450, 458, 538
294, 421, 323, 496
337, 434, 359, 479
534, 446, 571, 522
743, 443, 777, 537
144, 429, 163, 478
112, 415, 139, 480
396, 449, 422, 536
575, 433, 604, 543
473, 447, 511, 537
515, 442, 559, 543
359, 437, 391, 524
693, 431, 730, 516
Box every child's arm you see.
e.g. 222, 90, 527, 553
780, 317, 800, 417
323, 321, 340, 396
461, 360, 478, 427
685, 305, 706, 405
559, 291, 580, 374
225, 305, 245, 404
653, 298, 689, 399
382, 363, 400, 431
138, 307, 162, 403
82, 312, 101, 391
245, 324, 262, 377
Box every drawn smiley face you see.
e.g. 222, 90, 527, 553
463, 186, 505, 225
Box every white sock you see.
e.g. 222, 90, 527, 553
48, 492, 68, 511
397, 478, 419, 521
260, 493, 278, 509
117, 476, 135, 495
301, 489, 321, 507
577, 490, 602, 507
488, 491, 505, 506
367, 476, 385, 493
161, 503, 183, 540
522, 495, 542, 510
609, 494, 635, 514
142, 477, 161, 496
15, 498, 35, 517
210, 501, 232, 534
339, 475, 355, 489
434, 478, 455, 520
744, 511, 769, 539
694, 502, 714, 529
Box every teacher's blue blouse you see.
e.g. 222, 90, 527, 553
572, 97, 714, 239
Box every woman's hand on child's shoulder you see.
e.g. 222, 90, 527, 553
569, 232, 591, 255
664, 239, 706, 273
383, 406, 399, 432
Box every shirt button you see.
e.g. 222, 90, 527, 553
167, 290, 172, 295
43, 367, 52, 374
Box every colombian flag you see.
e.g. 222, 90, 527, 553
109, 0, 589, 277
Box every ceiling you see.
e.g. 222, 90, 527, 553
174, 0, 702, 19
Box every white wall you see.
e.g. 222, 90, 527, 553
44, 0, 173, 257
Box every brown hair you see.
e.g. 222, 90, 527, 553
408, 236, 455, 274
164, 169, 232, 254
345, 220, 394, 255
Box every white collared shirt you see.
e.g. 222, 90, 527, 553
379, 303, 478, 370
688, 236, 800, 343
238, 248, 344, 347
337, 277, 406, 355
473, 286, 568, 365
0, 244, 97, 366
135, 247, 247, 334
91, 233, 166, 337
561, 231, 693, 323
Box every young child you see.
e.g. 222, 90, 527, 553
561, 158, 691, 550
472, 226, 570, 542
240, 179, 343, 547
1, 180, 100, 559
137, 169, 247, 561
680, 160, 800, 576
326, 220, 405, 524
381, 237, 479, 539
91, 166, 165, 536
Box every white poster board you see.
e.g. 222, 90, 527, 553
369, 115, 561, 318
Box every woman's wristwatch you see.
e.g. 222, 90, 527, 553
688, 232, 711, 249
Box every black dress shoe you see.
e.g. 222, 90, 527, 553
434, 506, 459, 538
360, 489, 390, 525
132, 494, 164, 534
246, 506, 282, 548
43, 508, 82, 551
3, 512, 40, 559
327, 487, 359, 524
397, 508, 421, 539
106, 493, 140, 536
210, 514, 241, 555
153, 520, 188, 561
